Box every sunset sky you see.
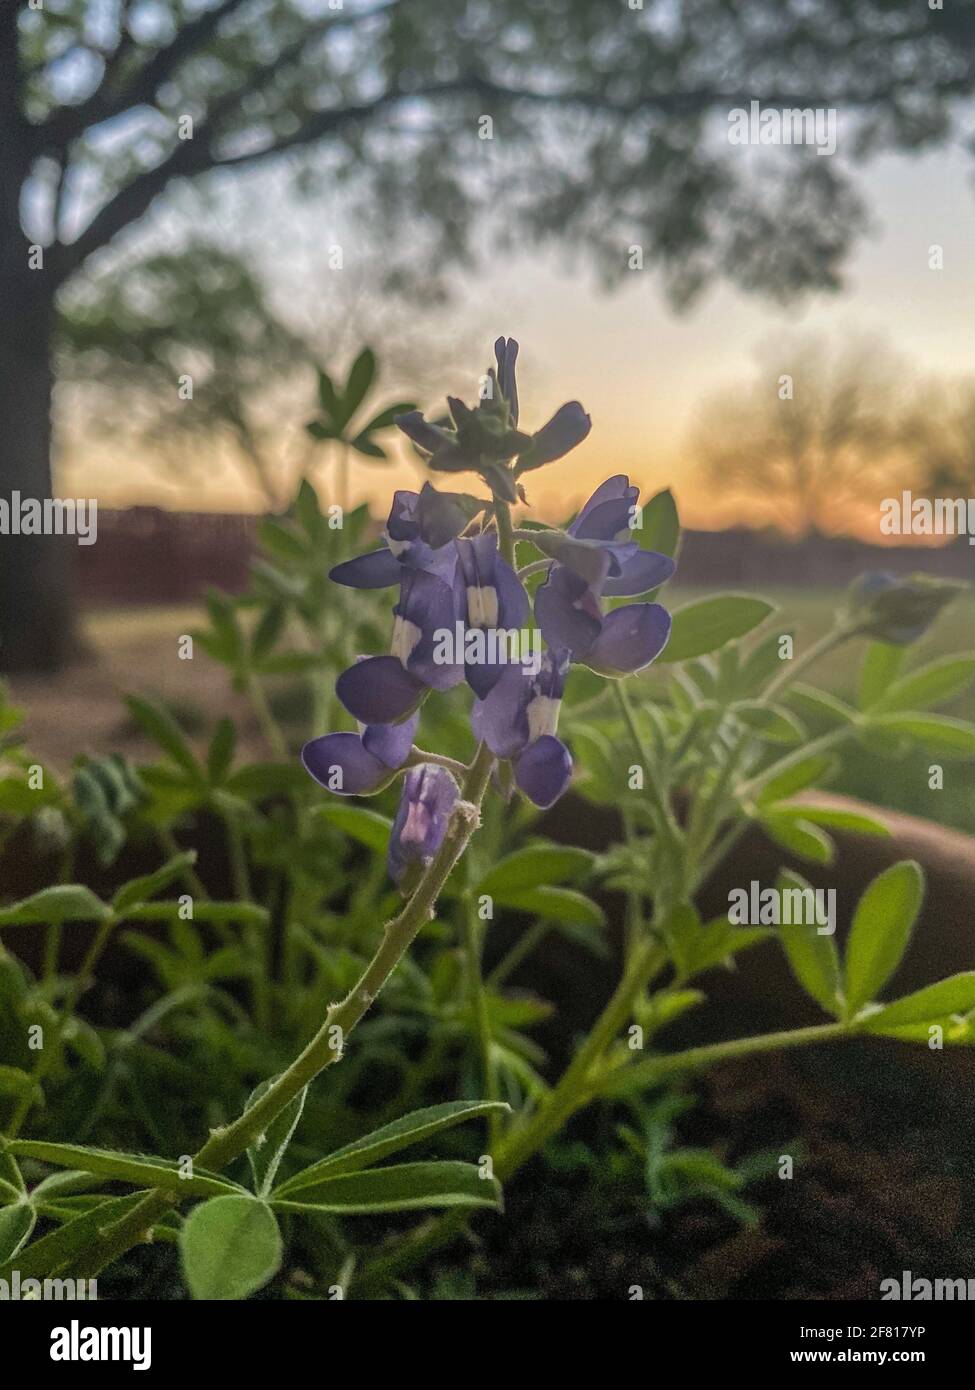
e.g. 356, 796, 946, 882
62, 135, 975, 537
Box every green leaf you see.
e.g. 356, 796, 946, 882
180, 1195, 281, 1301
760, 813, 834, 864
871, 655, 975, 713
858, 643, 905, 709
112, 852, 196, 912
844, 861, 924, 1016
660, 596, 774, 663
776, 803, 891, 837
207, 718, 237, 784
755, 753, 836, 806
272, 1161, 501, 1215
0, 886, 111, 928
868, 712, 975, 756
126, 901, 269, 927
637, 488, 681, 560
350, 433, 386, 459
490, 885, 605, 927
6, 1141, 245, 1199
316, 367, 342, 419
343, 347, 377, 421
477, 845, 594, 896
862, 973, 975, 1030
775, 870, 842, 1015
788, 684, 858, 728
250, 605, 286, 662
314, 802, 393, 852
0, 1203, 36, 1263
361, 401, 416, 433
0, 1193, 145, 1281
734, 701, 804, 744
274, 1100, 510, 1192
245, 1080, 307, 1198
127, 695, 204, 781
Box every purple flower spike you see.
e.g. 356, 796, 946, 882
471, 651, 573, 808
454, 531, 530, 699
302, 712, 418, 796
388, 764, 460, 889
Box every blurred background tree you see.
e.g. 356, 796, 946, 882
688, 336, 916, 536
3, 0, 974, 668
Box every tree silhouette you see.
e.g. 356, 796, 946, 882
2, 0, 974, 665
688, 337, 915, 536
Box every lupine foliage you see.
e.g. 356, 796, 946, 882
1, 340, 974, 1299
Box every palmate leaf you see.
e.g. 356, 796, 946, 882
314, 803, 393, 853
870, 654, 975, 713
273, 1099, 510, 1194
5, 1140, 246, 1199
245, 1080, 307, 1199
0, 1193, 146, 1282
272, 1161, 501, 1215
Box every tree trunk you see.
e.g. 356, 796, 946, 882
0, 265, 74, 672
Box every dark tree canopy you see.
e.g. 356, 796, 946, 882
6, 0, 975, 303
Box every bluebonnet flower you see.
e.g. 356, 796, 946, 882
534, 476, 674, 675
471, 650, 572, 808
454, 531, 530, 699
388, 764, 460, 889
329, 484, 480, 589
336, 567, 464, 724
302, 714, 418, 796
843, 572, 967, 645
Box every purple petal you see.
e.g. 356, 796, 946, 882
526, 402, 592, 467
416, 483, 483, 548
586, 603, 672, 675
570, 475, 639, 541
362, 712, 419, 769
388, 764, 460, 885
336, 656, 425, 724
301, 732, 389, 795
534, 567, 602, 660
471, 664, 531, 759
602, 549, 677, 598
329, 546, 402, 589
397, 568, 464, 690
395, 413, 453, 455
514, 736, 573, 808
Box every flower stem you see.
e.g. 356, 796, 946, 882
67, 744, 498, 1281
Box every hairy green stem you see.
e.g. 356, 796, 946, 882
68, 745, 498, 1280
